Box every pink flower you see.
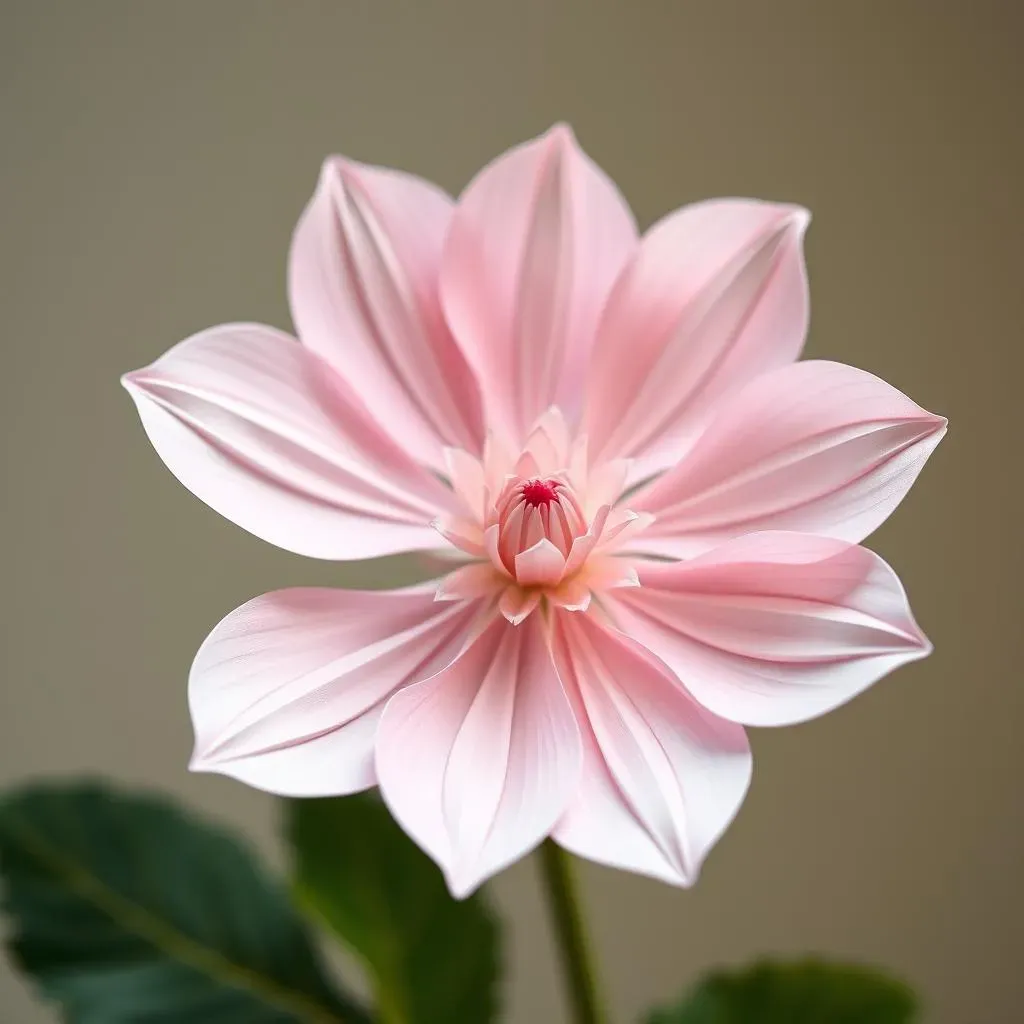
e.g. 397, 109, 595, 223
122, 125, 945, 897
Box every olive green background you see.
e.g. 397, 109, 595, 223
1, 2, 1020, 1022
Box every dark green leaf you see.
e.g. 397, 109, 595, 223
286, 794, 500, 1024
0, 781, 370, 1024
647, 958, 918, 1023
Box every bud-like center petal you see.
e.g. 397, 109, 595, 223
492, 476, 587, 575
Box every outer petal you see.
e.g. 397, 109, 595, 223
585, 199, 810, 473
122, 324, 456, 559
444, 447, 487, 522
631, 360, 947, 558
433, 516, 486, 558
376, 614, 581, 897
441, 124, 637, 443
289, 158, 483, 468
521, 406, 573, 476
609, 532, 931, 727
435, 562, 505, 602
189, 587, 478, 796
551, 611, 751, 886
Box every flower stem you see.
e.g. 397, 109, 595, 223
538, 840, 608, 1024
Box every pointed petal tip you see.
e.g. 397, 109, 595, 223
547, 121, 577, 147
316, 156, 373, 202
120, 365, 156, 395
906, 407, 947, 451
499, 586, 541, 625
758, 202, 810, 245
652, 848, 699, 889
444, 870, 480, 901
188, 731, 228, 773
318, 153, 347, 182
905, 615, 933, 655
620, 568, 641, 588
786, 204, 812, 233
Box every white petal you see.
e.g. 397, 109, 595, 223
123, 324, 455, 559
376, 614, 581, 896
610, 532, 931, 726
189, 587, 478, 795
289, 158, 483, 467
552, 612, 751, 884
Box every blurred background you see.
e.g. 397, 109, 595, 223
1, 1, 1021, 1021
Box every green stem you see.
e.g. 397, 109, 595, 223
538, 840, 608, 1024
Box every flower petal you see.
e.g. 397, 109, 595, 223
189, 586, 478, 796
631, 360, 947, 557
433, 516, 486, 558
580, 555, 641, 592
435, 562, 505, 602
441, 124, 637, 443
289, 158, 483, 468
499, 585, 542, 625
548, 576, 592, 613
563, 505, 611, 577
515, 537, 567, 587
551, 611, 751, 885
585, 200, 810, 473
444, 447, 487, 522
609, 532, 931, 726
522, 406, 573, 475
376, 614, 581, 897
123, 324, 456, 559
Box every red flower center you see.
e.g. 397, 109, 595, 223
521, 478, 559, 507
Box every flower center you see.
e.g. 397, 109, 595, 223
434, 418, 648, 618
492, 476, 587, 574
520, 478, 559, 507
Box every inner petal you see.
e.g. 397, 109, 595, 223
494, 475, 588, 570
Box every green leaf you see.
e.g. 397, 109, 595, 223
647, 958, 918, 1024
0, 781, 370, 1024
286, 794, 500, 1024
